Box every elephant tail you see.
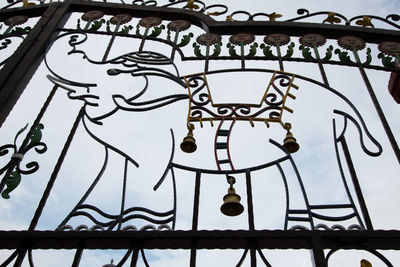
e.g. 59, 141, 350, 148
333, 109, 382, 157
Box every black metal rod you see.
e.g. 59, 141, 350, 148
102, 23, 120, 61
250, 248, 256, 267
130, 250, 139, 267
190, 171, 201, 267
28, 107, 84, 230
117, 158, 129, 230
245, 170, 255, 231
313, 46, 329, 87
353, 50, 400, 164
192, 171, 201, 231
0, 230, 399, 249
71, 248, 83, 267
0, 250, 19, 267
277, 46, 284, 71
340, 137, 373, 230
13, 107, 83, 265
311, 237, 327, 267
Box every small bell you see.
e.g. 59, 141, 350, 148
283, 129, 299, 153
180, 123, 197, 153
360, 259, 372, 267
220, 176, 244, 216
102, 259, 115, 267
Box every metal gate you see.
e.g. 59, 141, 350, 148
0, 0, 399, 266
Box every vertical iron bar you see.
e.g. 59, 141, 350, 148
313, 46, 329, 87
14, 106, 84, 265
332, 119, 365, 229
245, 170, 254, 230
170, 31, 180, 62
27, 250, 34, 267
240, 44, 245, 69
190, 171, 201, 267
276, 163, 290, 230
171, 167, 177, 230
192, 171, 201, 230
353, 50, 400, 164
130, 250, 139, 267
288, 155, 314, 229
0, 85, 58, 192
28, 106, 84, 230
250, 249, 257, 267
138, 27, 149, 52
102, 23, 120, 61
117, 158, 129, 230
246, 170, 256, 266
276, 46, 284, 71
311, 236, 327, 267
71, 248, 83, 267
204, 44, 210, 72
340, 137, 373, 230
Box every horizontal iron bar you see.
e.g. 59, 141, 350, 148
13, 0, 396, 44
0, 230, 399, 250
217, 130, 230, 136
0, 4, 50, 20
288, 209, 308, 214
309, 204, 353, 209
216, 143, 228, 149
287, 216, 311, 222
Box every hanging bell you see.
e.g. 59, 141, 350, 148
180, 123, 197, 153
283, 130, 299, 153
102, 259, 115, 267
360, 259, 372, 267
220, 176, 244, 216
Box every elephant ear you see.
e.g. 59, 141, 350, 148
47, 75, 99, 106
334, 109, 382, 157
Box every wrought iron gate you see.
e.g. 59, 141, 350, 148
0, 0, 399, 266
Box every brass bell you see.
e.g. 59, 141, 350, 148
102, 259, 115, 267
220, 176, 244, 216
283, 130, 299, 153
180, 123, 197, 153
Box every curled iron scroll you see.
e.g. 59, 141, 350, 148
334, 109, 382, 157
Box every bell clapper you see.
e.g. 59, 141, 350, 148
220, 176, 244, 217
282, 123, 300, 153
180, 123, 197, 153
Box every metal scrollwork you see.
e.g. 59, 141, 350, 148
185, 72, 296, 123
0, 123, 47, 199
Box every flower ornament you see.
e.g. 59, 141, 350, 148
82, 10, 105, 22
338, 36, 366, 51
355, 16, 373, 27
139, 17, 162, 28
378, 41, 400, 56
197, 33, 221, 46
264, 33, 290, 47
299, 33, 326, 47
110, 14, 132, 25
230, 33, 255, 46
267, 12, 282, 22
5, 16, 28, 26
323, 12, 341, 24
167, 20, 191, 32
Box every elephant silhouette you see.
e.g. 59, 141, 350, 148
44, 31, 382, 232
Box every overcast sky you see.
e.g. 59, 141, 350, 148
0, 0, 399, 266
